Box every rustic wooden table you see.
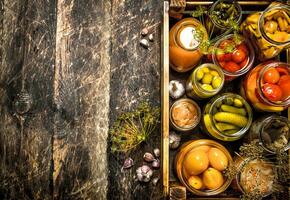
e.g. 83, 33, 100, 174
0, 0, 162, 199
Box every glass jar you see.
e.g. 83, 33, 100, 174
205, 0, 242, 41
186, 63, 224, 100
241, 3, 290, 61
175, 139, 233, 196
232, 157, 275, 198
212, 34, 255, 81
202, 93, 253, 142
245, 115, 289, 154
169, 98, 201, 132
169, 18, 208, 72
241, 61, 290, 112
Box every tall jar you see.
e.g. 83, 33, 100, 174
205, 0, 242, 41
245, 115, 289, 154
241, 61, 290, 112
212, 34, 255, 81
232, 157, 275, 198
169, 18, 208, 72
186, 63, 224, 100
241, 3, 290, 61
202, 93, 252, 142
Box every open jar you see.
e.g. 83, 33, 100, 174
169, 98, 201, 132
212, 34, 255, 81
245, 115, 289, 154
186, 63, 224, 100
175, 139, 233, 196
202, 93, 252, 141
241, 3, 290, 61
169, 18, 208, 72
232, 157, 275, 198
205, 0, 242, 40
241, 61, 290, 112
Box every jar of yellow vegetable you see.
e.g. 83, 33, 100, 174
202, 93, 252, 141
240, 3, 290, 61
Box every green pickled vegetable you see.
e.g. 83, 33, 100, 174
221, 105, 247, 116
215, 122, 239, 132
214, 112, 248, 127
233, 98, 244, 107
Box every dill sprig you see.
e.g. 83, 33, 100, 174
110, 102, 160, 153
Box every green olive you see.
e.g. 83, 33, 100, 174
202, 73, 213, 84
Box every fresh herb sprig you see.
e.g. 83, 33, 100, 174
110, 102, 160, 153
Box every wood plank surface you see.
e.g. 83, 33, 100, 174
53, 0, 111, 199
0, 0, 56, 199
108, 0, 163, 199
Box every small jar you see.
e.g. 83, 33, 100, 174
241, 61, 290, 112
212, 34, 255, 81
245, 115, 289, 154
169, 98, 201, 132
202, 93, 252, 142
232, 157, 275, 198
241, 3, 290, 61
186, 63, 224, 100
205, 0, 242, 40
175, 139, 233, 196
169, 18, 208, 72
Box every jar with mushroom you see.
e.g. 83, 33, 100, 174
241, 3, 290, 61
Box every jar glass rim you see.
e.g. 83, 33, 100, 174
259, 115, 290, 153
172, 18, 208, 51
213, 34, 255, 77
169, 98, 201, 131
259, 4, 290, 46
208, 93, 253, 139
257, 62, 290, 107
209, 0, 242, 29
192, 63, 225, 95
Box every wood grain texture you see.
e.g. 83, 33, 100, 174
53, 0, 111, 199
108, 0, 162, 199
0, 0, 56, 199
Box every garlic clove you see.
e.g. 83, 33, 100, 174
140, 39, 149, 48
148, 34, 154, 42
169, 131, 181, 149
141, 28, 149, 36
152, 177, 159, 185
153, 148, 160, 158
122, 157, 134, 169
152, 159, 160, 169
169, 80, 185, 99
143, 152, 155, 162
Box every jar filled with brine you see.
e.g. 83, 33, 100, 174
202, 93, 252, 142
212, 34, 255, 81
232, 157, 275, 198
245, 115, 289, 154
169, 18, 208, 72
186, 63, 224, 100
241, 3, 290, 61
241, 61, 290, 112
205, 0, 242, 40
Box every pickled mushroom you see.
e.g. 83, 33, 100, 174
172, 101, 198, 128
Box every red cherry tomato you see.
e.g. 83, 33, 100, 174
236, 43, 248, 55
262, 83, 283, 102
278, 75, 290, 100
240, 57, 248, 68
232, 49, 247, 63
263, 67, 280, 84
276, 67, 289, 76
219, 40, 233, 49
223, 61, 241, 72
219, 61, 226, 68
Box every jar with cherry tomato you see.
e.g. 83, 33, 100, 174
241, 61, 290, 112
211, 34, 255, 81
240, 3, 290, 61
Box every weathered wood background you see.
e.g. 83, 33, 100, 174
0, 0, 162, 199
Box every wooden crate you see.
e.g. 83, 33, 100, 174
161, 0, 290, 199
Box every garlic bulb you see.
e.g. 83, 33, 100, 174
169, 80, 185, 99
169, 131, 181, 149
122, 157, 134, 169
136, 165, 153, 182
